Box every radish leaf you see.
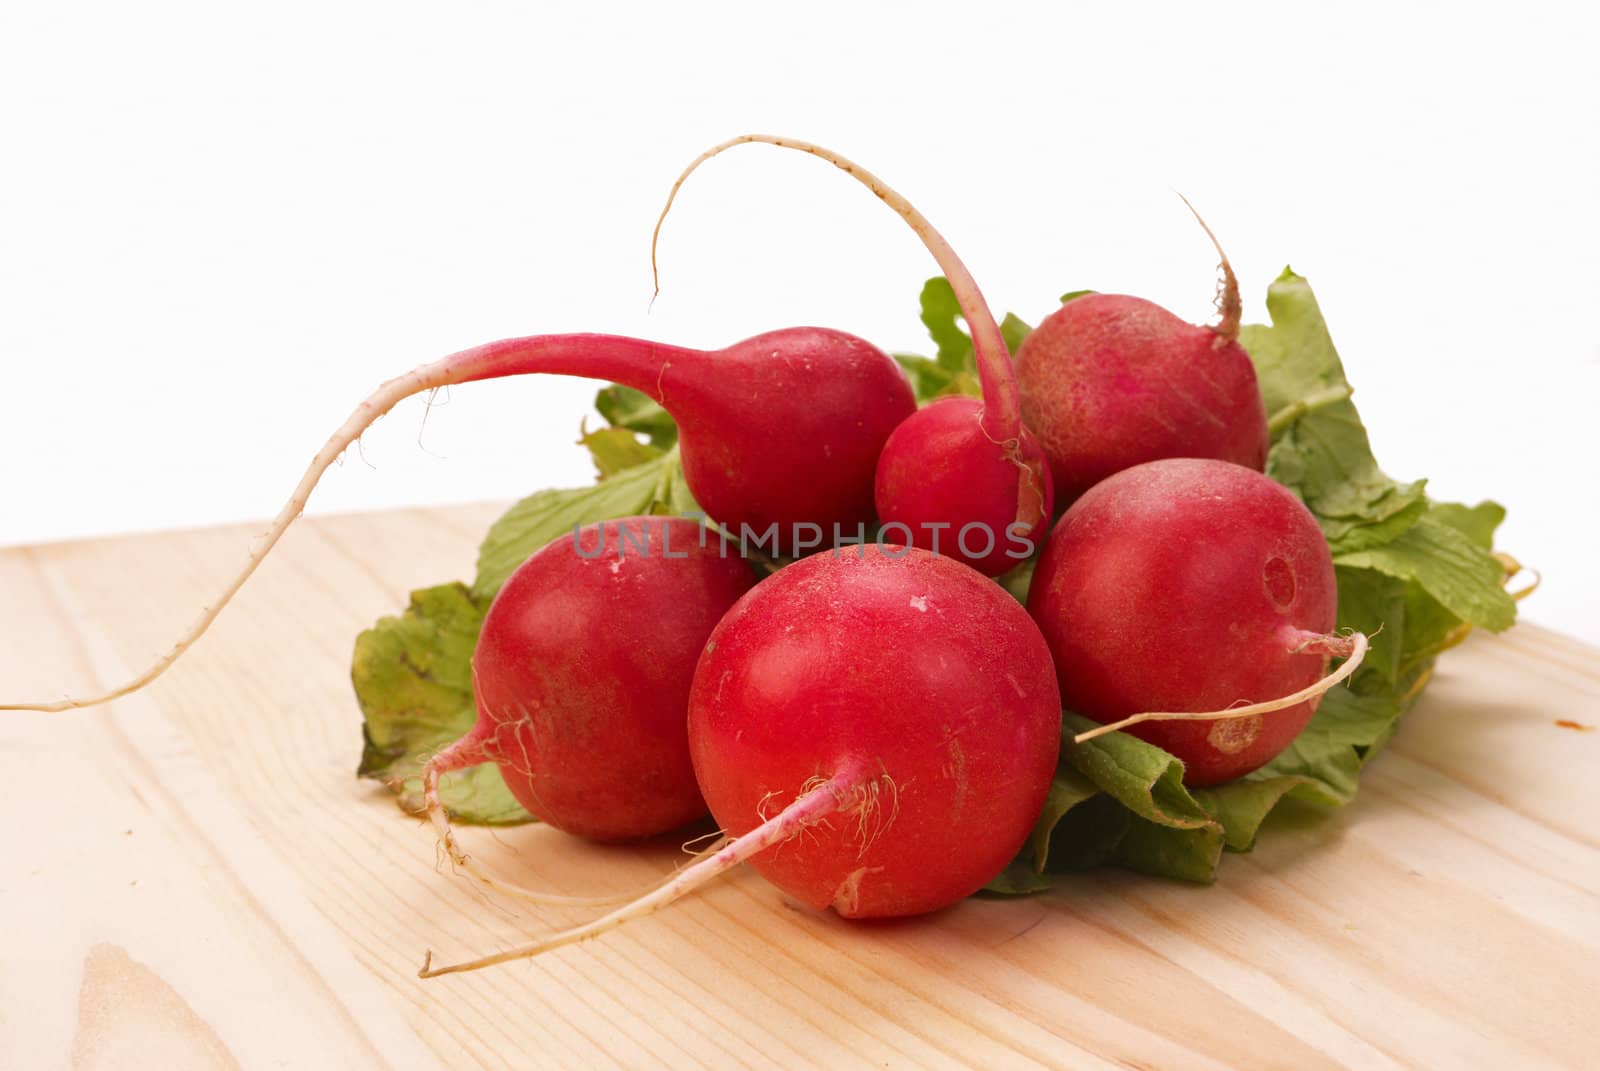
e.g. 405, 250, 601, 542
353, 583, 531, 824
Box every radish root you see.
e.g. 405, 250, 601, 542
1072, 630, 1369, 745
1, 334, 681, 714
1175, 193, 1241, 345
422, 732, 636, 908
422, 725, 731, 909
418, 759, 872, 978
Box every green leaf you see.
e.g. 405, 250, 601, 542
1332, 565, 1408, 683
1003, 682, 1408, 887
1354, 506, 1505, 678
1111, 816, 1224, 883
1000, 312, 1034, 354
996, 557, 1037, 605
1243, 268, 1350, 419
1027, 765, 1101, 870
1247, 683, 1408, 804
1060, 715, 1216, 831
1399, 587, 1471, 674
984, 791, 1131, 894
1428, 500, 1507, 550
982, 860, 1059, 896
1055, 716, 1230, 882
892, 352, 963, 403
1035, 794, 1133, 872
472, 452, 689, 601
579, 424, 665, 478
896, 277, 1031, 404
1268, 409, 1429, 551
1325, 496, 1428, 556
1242, 269, 1513, 674
1193, 776, 1321, 852
656, 458, 702, 517
1335, 514, 1516, 632
991, 719, 1241, 892
352, 583, 531, 824
583, 384, 683, 478
594, 384, 678, 449
1242, 269, 1430, 551
1058, 288, 1095, 304
919, 277, 974, 372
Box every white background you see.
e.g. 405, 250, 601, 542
2, 3, 1595, 642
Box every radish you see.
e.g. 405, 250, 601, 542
876, 394, 1052, 575
3, 327, 912, 713
424, 516, 756, 848
1014, 208, 1269, 504
418, 544, 1064, 975
1027, 458, 1366, 785
655, 136, 1053, 575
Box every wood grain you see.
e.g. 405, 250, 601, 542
1, 505, 1595, 1069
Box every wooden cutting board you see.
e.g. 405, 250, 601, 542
2, 505, 1595, 1070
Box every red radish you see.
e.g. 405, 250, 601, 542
423, 516, 756, 848
418, 545, 1063, 975
3, 327, 912, 713
655, 136, 1053, 576
686, 545, 1061, 914
1028, 458, 1364, 785
1015, 210, 1269, 504
876, 394, 1050, 574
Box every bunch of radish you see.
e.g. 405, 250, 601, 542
4, 134, 1374, 978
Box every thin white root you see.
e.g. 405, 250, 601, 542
651, 134, 1024, 446
4, 332, 624, 714
418, 762, 870, 978
442, 831, 731, 911
1175, 192, 1241, 345
2, 358, 470, 713
1072, 631, 1369, 745
678, 828, 730, 855
423, 752, 635, 909
423, 741, 729, 910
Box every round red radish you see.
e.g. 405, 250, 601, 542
432, 516, 756, 840
1027, 458, 1337, 785
1016, 293, 1269, 505
874, 395, 1054, 575
688, 545, 1062, 916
